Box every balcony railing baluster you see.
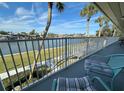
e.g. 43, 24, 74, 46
42, 40, 47, 76
31, 40, 39, 79
62, 38, 64, 67
76, 39, 77, 55
24, 41, 34, 83
0, 48, 15, 90
58, 39, 61, 69
67, 39, 70, 65
72, 39, 74, 59
71, 38, 73, 63
17, 41, 29, 87
51, 39, 55, 73
37, 40, 43, 78
64, 38, 67, 67
55, 39, 58, 71
7, 42, 22, 90
47, 40, 51, 73
61, 39, 63, 68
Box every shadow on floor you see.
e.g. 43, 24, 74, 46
23, 41, 124, 91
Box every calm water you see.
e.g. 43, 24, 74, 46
0, 39, 88, 55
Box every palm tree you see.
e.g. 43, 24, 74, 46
95, 15, 111, 37
104, 16, 110, 28
103, 16, 111, 36
41, 2, 64, 39
80, 3, 98, 37
29, 2, 64, 80
95, 16, 104, 37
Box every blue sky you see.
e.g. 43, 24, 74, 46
0, 2, 104, 35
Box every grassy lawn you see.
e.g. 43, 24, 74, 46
0, 38, 97, 73
0, 43, 89, 73
0, 47, 64, 73
0, 42, 93, 73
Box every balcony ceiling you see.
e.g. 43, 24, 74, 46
95, 2, 124, 33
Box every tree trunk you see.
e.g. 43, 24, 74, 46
29, 2, 53, 80
86, 20, 90, 37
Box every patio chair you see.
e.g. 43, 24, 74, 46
119, 37, 124, 46
52, 67, 124, 91
84, 54, 124, 87
84, 54, 124, 77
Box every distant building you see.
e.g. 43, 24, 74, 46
73, 34, 85, 37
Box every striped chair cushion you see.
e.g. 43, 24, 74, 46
56, 76, 96, 91
84, 59, 107, 70
84, 59, 114, 77
90, 66, 114, 77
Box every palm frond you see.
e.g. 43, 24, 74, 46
56, 2, 64, 13
80, 3, 98, 21
80, 7, 87, 17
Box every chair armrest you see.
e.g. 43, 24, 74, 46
111, 66, 124, 69
91, 54, 124, 58
110, 54, 124, 56
89, 55, 110, 63
92, 76, 111, 91
108, 54, 124, 58
90, 55, 110, 58
52, 79, 57, 91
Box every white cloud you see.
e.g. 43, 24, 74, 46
0, 3, 9, 8
39, 12, 48, 21
0, 14, 45, 33
3, 16, 37, 26
14, 4, 49, 26
0, 14, 99, 34
47, 16, 100, 34
35, 11, 57, 26
15, 7, 34, 16
19, 15, 34, 20
14, 4, 38, 23
0, 7, 49, 33
67, 3, 86, 9
53, 16, 98, 28
39, 12, 57, 21
0, 19, 35, 33
0, 24, 33, 33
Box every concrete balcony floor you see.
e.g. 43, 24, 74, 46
23, 41, 124, 91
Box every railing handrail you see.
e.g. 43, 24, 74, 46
0, 36, 119, 42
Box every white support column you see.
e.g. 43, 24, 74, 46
103, 37, 107, 48
86, 38, 89, 55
